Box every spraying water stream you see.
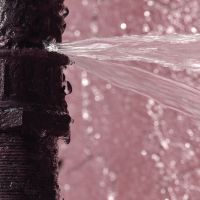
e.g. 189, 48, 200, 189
47, 34, 200, 120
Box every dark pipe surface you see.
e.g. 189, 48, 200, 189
0, 0, 68, 48
0, 0, 71, 199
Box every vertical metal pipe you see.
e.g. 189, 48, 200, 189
0, 1, 71, 199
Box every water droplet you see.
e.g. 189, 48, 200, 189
90, 22, 99, 34
144, 11, 151, 17
82, 110, 90, 120
185, 143, 191, 148
109, 171, 117, 182
147, 0, 154, 6
191, 27, 197, 33
107, 191, 116, 200
141, 150, 147, 156
120, 23, 127, 30
64, 184, 71, 191
143, 24, 150, 32
82, 0, 88, 6
94, 133, 101, 140
82, 78, 90, 87
103, 167, 109, 175
151, 154, 160, 161
74, 30, 81, 37
86, 126, 94, 135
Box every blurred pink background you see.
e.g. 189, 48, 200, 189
59, 0, 200, 199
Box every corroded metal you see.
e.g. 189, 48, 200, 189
0, 0, 71, 199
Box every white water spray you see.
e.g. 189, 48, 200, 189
47, 34, 200, 119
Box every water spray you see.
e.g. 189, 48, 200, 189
53, 35, 200, 120
0, 1, 71, 199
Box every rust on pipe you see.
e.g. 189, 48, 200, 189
0, 0, 71, 199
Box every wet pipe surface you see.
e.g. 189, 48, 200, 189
0, 0, 71, 199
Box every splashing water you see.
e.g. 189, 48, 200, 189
47, 34, 200, 120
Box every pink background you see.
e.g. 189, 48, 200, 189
59, 0, 200, 199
